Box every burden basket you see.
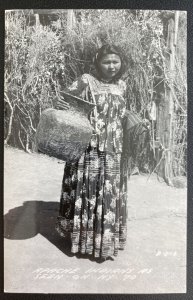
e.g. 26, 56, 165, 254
35, 93, 95, 163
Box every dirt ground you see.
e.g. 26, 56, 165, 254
4, 146, 187, 294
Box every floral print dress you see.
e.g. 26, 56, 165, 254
56, 74, 128, 259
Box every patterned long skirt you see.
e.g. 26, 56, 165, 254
56, 146, 128, 259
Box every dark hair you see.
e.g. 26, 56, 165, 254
93, 44, 128, 81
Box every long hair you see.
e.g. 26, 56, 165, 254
93, 44, 128, 81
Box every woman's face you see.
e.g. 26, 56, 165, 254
98, 54, 122, 80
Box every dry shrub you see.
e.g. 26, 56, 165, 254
4, 9, 187, 176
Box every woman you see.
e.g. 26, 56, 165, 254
55, 44, 128, 260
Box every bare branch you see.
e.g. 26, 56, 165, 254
4, 93, 14, 144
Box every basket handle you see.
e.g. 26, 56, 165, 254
86, 76, 98, 133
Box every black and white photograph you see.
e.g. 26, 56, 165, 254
4, 9, 187, 294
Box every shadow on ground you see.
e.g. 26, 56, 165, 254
4, 201, 106, 263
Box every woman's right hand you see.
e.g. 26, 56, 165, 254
55, 95, 70, 110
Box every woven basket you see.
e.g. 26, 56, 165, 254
35, 94, 95, 162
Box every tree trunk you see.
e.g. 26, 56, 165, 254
34, 14, 40, 26
67, 10, 76, 32
156, 12, 179, 185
